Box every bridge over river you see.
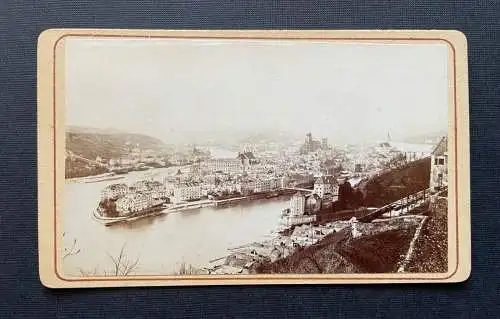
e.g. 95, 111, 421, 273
282, 187, 314, 194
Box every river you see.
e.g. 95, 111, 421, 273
202, 146, 239, 159
62, 166, 289, 276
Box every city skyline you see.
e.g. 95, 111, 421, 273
65, 38, 449, 145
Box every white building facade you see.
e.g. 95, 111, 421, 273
430, 137, 448, 192
289, 192, 305, 216
172, 183, 202, 203
253, 177, 279, 193
100, 183, 129, 200
115, 193, 152, 216
205, 159, 244, 174
313, 175, 338, 198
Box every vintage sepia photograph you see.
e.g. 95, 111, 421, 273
38, 30, 471, 287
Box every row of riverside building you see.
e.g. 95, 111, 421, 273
164, 176, 283, 203
100, 180, 167, 216
101, 174, 285, 212
201, 152, 259, 175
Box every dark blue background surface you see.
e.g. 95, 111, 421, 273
0, 1, 498, 318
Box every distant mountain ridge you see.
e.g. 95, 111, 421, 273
164, 129, 302, 148
402, 131, 447, 144
238, 130, 301, 145
66, 126, 126, 135
66, 126, 167, 160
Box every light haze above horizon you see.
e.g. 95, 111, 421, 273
65, 37, 449, 145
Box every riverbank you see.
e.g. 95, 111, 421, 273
204, 192, 436, 275
202, 214, 425, 275
65, 157, 109, 179
93, 206, 167, 227
214, 189, 297, 206
164, 190, 296, 213
254, 216, 423, 274
162, 189, 297, 213
66, 164, 180, 182
66, 172, 119, 184
95, 190, 297, 227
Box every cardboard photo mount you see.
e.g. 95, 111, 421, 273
38, 29, 470, 288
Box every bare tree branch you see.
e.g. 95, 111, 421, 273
78, 243, 140, 277
63, 236, 81, 260
106, 244, 139, 276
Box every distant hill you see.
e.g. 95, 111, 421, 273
66, 126, 167, 160
238, 130, 300, 145
402, 131, 447, 144
66, 126, 125, 135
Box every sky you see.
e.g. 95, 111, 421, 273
65, 37, 449, 145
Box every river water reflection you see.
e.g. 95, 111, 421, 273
63, 167, 290, 276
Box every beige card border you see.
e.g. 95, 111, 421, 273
38, 29, 471, 288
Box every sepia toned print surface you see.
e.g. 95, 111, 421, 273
38, 29, 470, 288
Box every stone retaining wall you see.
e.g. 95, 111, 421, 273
430, 195, 448, 217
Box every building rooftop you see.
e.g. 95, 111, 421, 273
176, 182, 201, 188
305, 193, 321, 200
104, 183, 128, 190
116, 192, 148, 202
314, 175, 337, 185
432, 136, 448, 156
237, 151, 257, 160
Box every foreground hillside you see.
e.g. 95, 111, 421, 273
66, 126, 167, 160
255, 157, 444, 275
361, 157, 431, 207
255, 217, 421, 274
406, 195, 448, 273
